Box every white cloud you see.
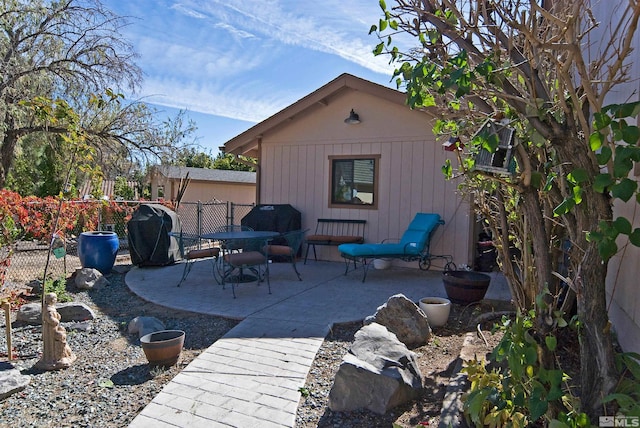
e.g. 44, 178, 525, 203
179, 0, 396, 74
134, 33, 267, 81
108, 0, 406, 124
141, 76, 291, 123
170, 3, 207, 19
213, 22, 256, 39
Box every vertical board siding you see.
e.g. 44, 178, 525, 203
261, 137, 471, 267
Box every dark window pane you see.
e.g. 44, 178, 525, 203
331, 158, 375, 206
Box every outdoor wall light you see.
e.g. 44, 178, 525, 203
344, 109, 361, 124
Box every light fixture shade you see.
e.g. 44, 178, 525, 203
344, 109, 360, 124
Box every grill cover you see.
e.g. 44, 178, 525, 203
241, 204, 301, 234
241, 204, 302, 251
127, 204, 182, 266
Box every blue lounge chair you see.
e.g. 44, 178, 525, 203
338, 213, 456, 282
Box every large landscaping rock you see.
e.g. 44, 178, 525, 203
0, 362, 30, 400
17, 302, 96, 324
328, 322, 423, 414
364, 293, 431, 348
75, 267, 110, 290
127, 316, 166, 338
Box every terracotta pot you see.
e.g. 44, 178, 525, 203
140, 330, 185, 367
443, 270, 491, 305
419, 297, 451, 327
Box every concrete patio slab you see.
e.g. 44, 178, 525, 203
126, 259, 511, 427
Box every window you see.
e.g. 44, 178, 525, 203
329, 155, 379, 209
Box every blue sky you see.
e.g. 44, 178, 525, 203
101, 0, 405, 155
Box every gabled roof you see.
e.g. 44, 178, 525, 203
154, 165, 256, 184
223, 73, 421, 157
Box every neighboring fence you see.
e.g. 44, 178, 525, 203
4, 200, 254, 288
176, 201, 255, 238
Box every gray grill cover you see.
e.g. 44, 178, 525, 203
127, 204, 182, 266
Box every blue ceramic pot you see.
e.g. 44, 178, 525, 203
78, 231, 119, 274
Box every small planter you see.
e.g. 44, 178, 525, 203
78, 231, 119, 274
373, 258, 391, 270
443, 270, 491, 305
140, 330, 185, 367
419, 297, 451, 327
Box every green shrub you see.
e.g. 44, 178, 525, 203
45, 277, 72, 303
462, 290, 588, 427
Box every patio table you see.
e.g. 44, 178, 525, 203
201, 230, 280, 283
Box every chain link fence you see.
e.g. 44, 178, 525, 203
4, 200, 254, 288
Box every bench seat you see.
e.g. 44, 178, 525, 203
304, 219, 366, 263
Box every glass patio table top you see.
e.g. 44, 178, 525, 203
200, 230, 281, 241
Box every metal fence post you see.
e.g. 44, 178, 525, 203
197, 201, 203, 249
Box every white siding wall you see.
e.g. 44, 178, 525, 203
590, 1, 640, 354
258, 90, 473, 268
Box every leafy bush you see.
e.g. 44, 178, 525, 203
45, 277, 72, 303
462, 291, 588, 427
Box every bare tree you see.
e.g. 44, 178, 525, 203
372, 0, 640, 418
0, 0, 182, 188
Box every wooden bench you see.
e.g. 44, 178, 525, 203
304, 219, 366, 263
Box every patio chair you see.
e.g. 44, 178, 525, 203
263, 229, 309, 280
222, 235, 272, 298
176, 231, 220, 287
338, 212, 456, 282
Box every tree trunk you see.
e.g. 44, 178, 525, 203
568, 196, 618, 419
520, 186, 554, 300
575, 243, 618, 418
0, 118, 19, 189
555, 138, 618, 419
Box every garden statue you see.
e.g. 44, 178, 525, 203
35, 293, 76, 370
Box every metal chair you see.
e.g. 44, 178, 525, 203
338, 213, 455, 282
222, 235, 272, 298
176, 231, 220, 287
263, 229, 309, 280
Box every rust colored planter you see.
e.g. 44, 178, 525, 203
443, 270, 491, 305
140, 330, 185, 367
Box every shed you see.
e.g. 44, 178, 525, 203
149, 165, 256, 204
222, 73, 474, 267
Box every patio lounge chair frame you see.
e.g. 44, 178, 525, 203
338, 213, 456, 282
263, 229, 310, 280
222, 235, 272, 298
176, 231, 220, 287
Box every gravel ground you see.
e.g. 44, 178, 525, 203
1, 262, 506, 427
1, 264, 238, 427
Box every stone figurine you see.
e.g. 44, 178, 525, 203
35, 293, 77, 370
